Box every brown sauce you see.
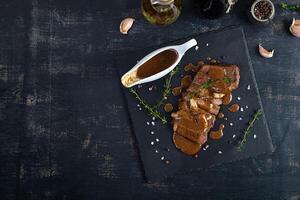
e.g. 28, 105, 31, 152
208, 66, 225, 79
209, 124, 225, 140
228, 103, 240, 112
164, 103, 173, 112
181, 75, 192, 88
184, 63, 193, 72
172, 86, 182, 96
217, 112, 224, 119
173, 134, 201, 155
222, 92, 232, 105
136, 49, 178, 79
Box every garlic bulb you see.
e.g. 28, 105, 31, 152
120, 18, 135, 34
258, 44, 274, 58
290, 18, 300, 37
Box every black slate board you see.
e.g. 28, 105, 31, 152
116, 27, 274, 181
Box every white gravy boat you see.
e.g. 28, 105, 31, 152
121, 38, 197, 88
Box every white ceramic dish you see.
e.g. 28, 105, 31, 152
121, 38, 197, 88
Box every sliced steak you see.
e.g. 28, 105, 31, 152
171, 64, 240, 155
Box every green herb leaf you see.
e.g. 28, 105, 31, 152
236, 109, 263, 151
223, 77, 232, 84
202, 79, 214, 89
281, 3, 300, 11
154, 65, 180, 108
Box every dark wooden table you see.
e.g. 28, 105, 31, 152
1, 0, 300, 199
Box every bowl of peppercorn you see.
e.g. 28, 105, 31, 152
250, 0, 275, 23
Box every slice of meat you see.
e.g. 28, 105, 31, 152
173, 134, 201, 155
200, 64, 240, 91
172, 107, 215, 144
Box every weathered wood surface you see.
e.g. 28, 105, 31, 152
0, 0, 299, 199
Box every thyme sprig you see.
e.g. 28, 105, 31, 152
202, 79, 215, 89
281, 3, 300, 11
237, 109, 263, 151
154, 65, 180, 108
201, 77, 232, 89
129, 88, 167, 124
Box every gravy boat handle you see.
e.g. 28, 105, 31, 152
175, 39, 197, 55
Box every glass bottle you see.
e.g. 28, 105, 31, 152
142, 0, 182, 25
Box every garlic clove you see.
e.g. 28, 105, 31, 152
290, 18, 300, 37
258, 44, 274, 58
120, 18, 135, 34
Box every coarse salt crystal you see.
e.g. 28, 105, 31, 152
146, 122, 150, 125
156, 138, 159, 142
148, 87, 153, 91
151, 131, 154, 135
239, 117, 243, 121
237, 97, 241, 100
232, 134, 236, 138
195, 46, 199, 51
161, 156, 165, 160
254, 134, 257, 139
205, 144, 209, 149
247, 85, 251, 90
230, 122, 233, 126
137, 104, 140, 107
155, 150, 158, 153
151, 141, 154, 145
139, 108, 142, 111
206, 43, 209, 46
164, 97, 168, 100
151, 121, 155, 126
240, 107, 244, 112
246, 105, 249, 109
218, 151, 222, 154
203, 148, 207, 151
152, 117, 156, 121
224, 117, 228, 121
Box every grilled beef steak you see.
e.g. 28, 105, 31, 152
172, 64, 240, 155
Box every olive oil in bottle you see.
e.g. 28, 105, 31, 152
142, 0, 182, 25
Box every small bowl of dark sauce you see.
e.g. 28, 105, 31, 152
250, 0, 275, 23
